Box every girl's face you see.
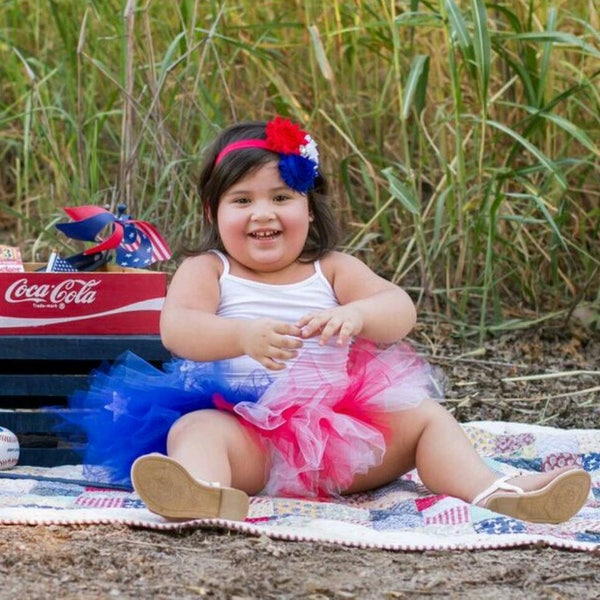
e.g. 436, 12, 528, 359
216, 161, 312, 274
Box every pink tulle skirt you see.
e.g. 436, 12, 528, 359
234, 338, 440, 498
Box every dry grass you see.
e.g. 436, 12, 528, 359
1, 0, 599, 337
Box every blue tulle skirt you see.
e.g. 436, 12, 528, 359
59, 352, 272, 486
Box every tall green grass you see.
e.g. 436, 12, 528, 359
1, 0, 599, 337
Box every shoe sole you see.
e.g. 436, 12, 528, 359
486, 469, 591, 524
131, 455, 249, 521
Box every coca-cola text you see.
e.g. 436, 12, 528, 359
5, 278, 100, 306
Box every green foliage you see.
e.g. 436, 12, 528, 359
1, 0, 599, 337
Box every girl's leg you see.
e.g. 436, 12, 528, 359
166, 409, 270, 494
131, 409, 269, 521
347, 398, 589, 508
346, 398, 498, 498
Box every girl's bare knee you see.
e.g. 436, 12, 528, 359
167, 409, 240, 450
385, 397, 440, 437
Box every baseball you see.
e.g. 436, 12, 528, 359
0, 426, 20, 470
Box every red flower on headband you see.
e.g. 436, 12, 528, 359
265, 116, 309, 154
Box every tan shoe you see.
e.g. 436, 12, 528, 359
472, 467, 591, 524
131, 454, 249, 521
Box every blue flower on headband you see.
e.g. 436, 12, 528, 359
279, 154, 319, 193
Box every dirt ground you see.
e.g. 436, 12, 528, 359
1, 321, 599, 599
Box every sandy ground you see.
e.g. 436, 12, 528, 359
1, 323, 599, 599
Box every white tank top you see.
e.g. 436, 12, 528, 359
212, 250, 350, 384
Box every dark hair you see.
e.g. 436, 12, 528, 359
192, 121, 340, 261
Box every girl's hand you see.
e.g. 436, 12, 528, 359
240, 319, 304, 371
297, 306, 364, 346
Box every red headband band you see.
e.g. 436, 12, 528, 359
215, 139, 269, 164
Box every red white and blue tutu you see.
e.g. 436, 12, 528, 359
59, 338, 442, 498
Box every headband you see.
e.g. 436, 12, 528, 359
215, 116, 320, 193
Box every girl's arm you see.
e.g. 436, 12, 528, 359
297, 251, 417, 346
160, 254, 302, 368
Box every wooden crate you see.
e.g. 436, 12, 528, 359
0, 335, 171, 467
0, 264, 166, 334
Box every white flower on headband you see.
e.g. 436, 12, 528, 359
300, 135, 319, 168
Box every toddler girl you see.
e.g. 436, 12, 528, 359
69, 116, 591, 524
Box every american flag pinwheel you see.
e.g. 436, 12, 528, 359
55, 204, 172, 268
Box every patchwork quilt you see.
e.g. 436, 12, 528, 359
1, 421, 598, 552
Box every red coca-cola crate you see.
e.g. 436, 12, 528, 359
0, 264, 167, 335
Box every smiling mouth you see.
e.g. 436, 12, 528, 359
249, 230, 281, 240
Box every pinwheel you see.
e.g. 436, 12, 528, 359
55, 204, 172, 268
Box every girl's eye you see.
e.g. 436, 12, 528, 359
273, 194, 290, 202
233, 197, 250, 204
